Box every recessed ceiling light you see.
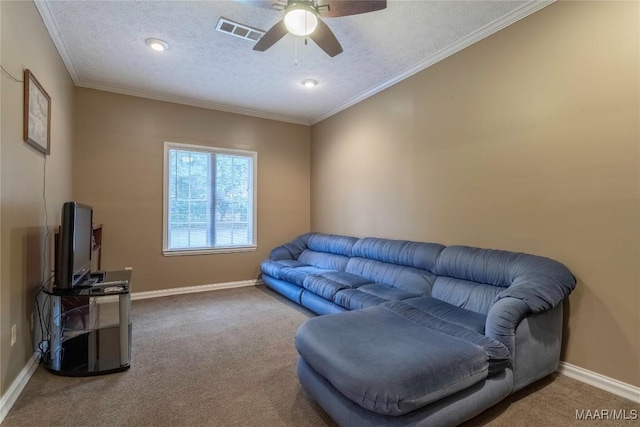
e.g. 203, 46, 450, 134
301, 79, 318, 88
146, 38, 169, 52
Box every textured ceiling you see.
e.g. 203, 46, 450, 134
36, 0, 552, 125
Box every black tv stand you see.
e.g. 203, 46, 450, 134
43, 270, 132, 376
88, 270, 106, 281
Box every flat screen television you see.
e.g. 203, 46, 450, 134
56, 202, 93, 289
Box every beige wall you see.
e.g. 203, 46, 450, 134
0, 0, 636, 406
74, 88, 310, 292
0, 1, 74, 396
311, 1, 639, 387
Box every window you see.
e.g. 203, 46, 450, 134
163, 142, 257, 255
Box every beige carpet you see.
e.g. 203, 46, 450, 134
4, 286, 638, 426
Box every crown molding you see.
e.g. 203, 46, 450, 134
34, 0, 309, 125
310, 0, 556, 125
35, 0, 554, 127
34, 0, 79, 84
76, 81, 312, 126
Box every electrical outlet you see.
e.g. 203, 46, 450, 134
31, 312, 35, 331
11, 324, 17, 346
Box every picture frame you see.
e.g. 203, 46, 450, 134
23, 69, 51, 155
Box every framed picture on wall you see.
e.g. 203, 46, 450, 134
23, 69, 51, 155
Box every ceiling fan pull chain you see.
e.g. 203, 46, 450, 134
294, 35, 298, 66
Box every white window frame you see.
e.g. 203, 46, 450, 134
162, 141, 257, 256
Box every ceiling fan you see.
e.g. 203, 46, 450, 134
250, 0, 387, 57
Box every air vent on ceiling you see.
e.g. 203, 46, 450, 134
216, 18, 265, 42
271, 0, 286, 11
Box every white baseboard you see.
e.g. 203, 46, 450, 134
94, 279, 263, 304
0, 279, 262, 420
558, 361, 640, 403
0, 353, 39, 423
12, 285, 635, 419
131, 278, 263, 300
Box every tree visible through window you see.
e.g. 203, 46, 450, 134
164, 143, 256, 253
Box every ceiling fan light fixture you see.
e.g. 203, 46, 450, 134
301, 79, 318, 88
284, 3, 318, 36
145, 38, 169, 52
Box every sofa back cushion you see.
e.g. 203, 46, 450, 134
345, 257, 436, 295
286, 233, 359, 271
352, 237, 444, 271
433, 246, 520, 314
435, 246, 525, 287
298, 249, 351, 271
433, 245, 576, 315
340, 237, 443, 295
431, 277, 503, 314
305, 233, 358, 257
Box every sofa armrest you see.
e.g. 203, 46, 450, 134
270, 246, 295, 261
487, 296, 564, 391
484, 255, 574, 363
269, 233, 312, 261
492, 260, 576, 314
486, 295, 564, 387
485, 297, 530, 355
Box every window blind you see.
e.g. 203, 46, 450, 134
165, 143, 256, 253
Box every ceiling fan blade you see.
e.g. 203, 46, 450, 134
309, 18, 343, 57
319, 0, 387, 18
253, 19, 288, 51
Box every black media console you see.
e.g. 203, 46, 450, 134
43, 270, 132, 376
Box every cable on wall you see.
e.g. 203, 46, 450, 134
1, 64, 52, 283
2, 63, 55, 357
38, 119, 54, 361
35, 281, 52, 363
42, 154, 51, 283
0, 64, 23, 82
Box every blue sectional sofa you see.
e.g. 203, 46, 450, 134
261, 233, 576, 426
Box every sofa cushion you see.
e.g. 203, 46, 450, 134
434, 245, 577, 309
357, 284, 419, 302
430, 276, 502, 315
298, 249, 351, 271
403, 296, 487, 334
345, 257, 436, 295
270, 232, 358, 263
305, 233, 359, 257
333, 289, 387, 310
435, 246, 521, 288
280, 266, 335, 287
260, 259, 307, 280
296, 306, 498, 416
303, 273, 372, 301
302, 277, 347, 301
318, 271, 372, 288
381, 302, 509, 374
351, 238, 445, 271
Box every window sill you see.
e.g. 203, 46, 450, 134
163, 246, 258, 256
